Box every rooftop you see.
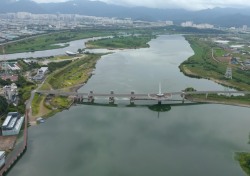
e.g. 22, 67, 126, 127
0, 151, 5, 157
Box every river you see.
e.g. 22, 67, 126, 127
8, 35, 250, 176
1, 36, 109, 60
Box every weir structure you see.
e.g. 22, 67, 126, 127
35, 88, 250, 105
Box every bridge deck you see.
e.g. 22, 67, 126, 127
36, 90, 250, 98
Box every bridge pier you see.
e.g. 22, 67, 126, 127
74, 96, 82, 103
73, 96, 77, 103
109, 91, 115, 104
181, 93, 186, 104
80, 96, 84, 103
88, 91, 94, 103
206, 93, 208, 99
130, 91, 135, 104
158, 99, 162, 105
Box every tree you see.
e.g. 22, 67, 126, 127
78, 48, 84, 54
0, 96, 8, 116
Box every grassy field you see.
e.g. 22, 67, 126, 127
86, 35, 155, 49
30, 94, 72, 121
213, 47, 226, 57
40, 53, 101, 90
179, 35, 250, 91
31, 94, 45, 116
3, 29, 116, 54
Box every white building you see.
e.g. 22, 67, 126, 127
166, 21, 174, 25
243, 25, 248, 31
33, 67, 48, 81
0, 151, 5, 169
3, 83, 18, 103
1, 112, 24, 136
7, 62, 20, 71
181, 21, 193, 27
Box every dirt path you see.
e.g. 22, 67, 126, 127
0, 136, 17, 151
30, 96, 50, 124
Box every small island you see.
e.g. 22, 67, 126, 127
85, 35, 155, 49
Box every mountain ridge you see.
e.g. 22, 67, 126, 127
1, 0, 250, 27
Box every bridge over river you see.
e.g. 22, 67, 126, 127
35, 89, 250, 104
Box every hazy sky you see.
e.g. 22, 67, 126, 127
31, 0, 250, 10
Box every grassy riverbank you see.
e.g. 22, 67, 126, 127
30, 53, 102, 122
179, 35, 250, 175
3, 29, 115, 54
86, 35, 155, 49
40, 53, 101, 90
179, 35, 250, 91
187, 94, 250, 107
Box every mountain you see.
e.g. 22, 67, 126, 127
1, 0, 250, 27
0, 0, 45, 13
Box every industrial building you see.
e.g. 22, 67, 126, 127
1, 112, 24, 136
0, 151, 5, 169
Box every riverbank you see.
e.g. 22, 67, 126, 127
186, 95, 250, 108
179, 35, 250, 176
29, 53, 103, 123
179, 35, 250, 92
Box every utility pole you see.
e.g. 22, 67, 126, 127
225, 65, 232, 79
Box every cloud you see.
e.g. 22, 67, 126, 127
32, 0, 250, 10
32, 0, 69, 3
96, 0, 250, 10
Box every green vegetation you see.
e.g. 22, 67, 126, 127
1, 26, 228, 54
184, 87, 196, 92
0, 78, 11, 86
41, 54, 101, 90
180, 35, 250, 91
30, 93, 72, 119
86, 35, 155, 49
50, 96, 72, 109
0, 75, 36, 115
17, 60, 40, 71
31, 94, 45, 115
148, 104, 171, 112
3, 29, 116, 54
0, 96, 8, 117
236, 152, 250, 176
47, 60, 72, 72
213, 48, 226, 57
188, 94, 250, 106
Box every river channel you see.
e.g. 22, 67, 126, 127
1, 36, 109, 60
8, 35, 250, 176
